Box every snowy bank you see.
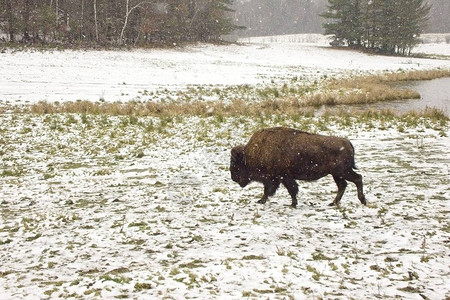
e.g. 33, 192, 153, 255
1, 36, 449, 104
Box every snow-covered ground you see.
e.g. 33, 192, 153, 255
1, 35, 450, 299
1, 34, 449, 104
413, 43, 450, 56
0, 114, 449, 299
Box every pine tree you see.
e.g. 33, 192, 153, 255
197, 0, 238, 41
321, 0, 364, 46
321, 0, 430, 55
395, 0, 430, 55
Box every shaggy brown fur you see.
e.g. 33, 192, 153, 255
230, 127, 366, 207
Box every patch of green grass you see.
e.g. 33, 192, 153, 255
420, 256, 433, 263
107, 267, 130, 275
212, 187, 227, 193
0, 271, 14, 277
155, 205, 166, 212
128, 221, 148, 228
134, 282, 153, 291
100, 274, 131, 284
242, 255, 265, 260
0, 239, 12, 245
329, 262, 338, 271
44, 288, 58, 296
93, 169, 113, 176
242, 291, 256, 297
1, 168, 25, 177
312, 250, 335, 261
84, 288, 102, 296
25, 233, 42, 242
70, 279, 81, 286
253, 289, 274, 294
169, 268, 181, 276
306, 265, 323, 281
398, 285, 422, 293
179, 259, 205, 269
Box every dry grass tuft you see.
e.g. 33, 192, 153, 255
377, 69, 450, 82
321, 106, 448, 123
301, 83, 420, 107
405, 106, 449, 121
305, 68, 450, 107
28, 99, 317, 118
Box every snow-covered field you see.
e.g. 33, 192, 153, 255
1, 114, 449, 299
1, 35, 450, 299
1, 34, 449, 104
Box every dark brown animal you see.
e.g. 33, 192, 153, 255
230, 127, 366, 208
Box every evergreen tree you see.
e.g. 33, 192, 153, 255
196, 0, 239, 41
395, 0, 430, 55
321, 0, 364, 46
321, 0, 430, 55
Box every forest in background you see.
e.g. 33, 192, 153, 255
1, 0, 449, 46
0, 0, 239, 45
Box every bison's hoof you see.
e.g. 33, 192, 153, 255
328, 202, 336, 207
257, 199, 266, 204
361, 198, 367, 205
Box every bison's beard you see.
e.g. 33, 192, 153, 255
238, 180, 250, 188
231, 170, 251, 188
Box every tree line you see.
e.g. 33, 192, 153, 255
232, 0, 448, 38
321, 0, 430, 55
0, 0, 240, 45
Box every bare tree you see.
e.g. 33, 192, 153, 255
5, 0, 16, 42
80, 0, 84, 40
94, 0, 99, 42
119, 0, 152, 45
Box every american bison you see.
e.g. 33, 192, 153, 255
230, 127, 366, 208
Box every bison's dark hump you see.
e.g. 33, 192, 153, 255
249, 127, 314, 148
258, 127, 312, 136
245, 126, 353, 169
244, 127, 314, 167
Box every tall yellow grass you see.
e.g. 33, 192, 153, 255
26, 69, 449, 118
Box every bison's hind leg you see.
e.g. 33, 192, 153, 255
332, 170, 366, 206
331, 175, 347, 206
345, 170, 366, 205
258, 180, 280, 205
282, 178, 299, 208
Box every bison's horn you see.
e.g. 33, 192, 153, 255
231, 145, 245, 163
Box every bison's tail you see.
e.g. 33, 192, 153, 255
350, 142, 358, 170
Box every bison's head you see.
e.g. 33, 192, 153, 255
230, 145, 251, 188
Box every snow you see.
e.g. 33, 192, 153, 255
1, 34, 449, 104
1, 35, 450, 299
1, 114, 449, 299
413, 43, 450, 56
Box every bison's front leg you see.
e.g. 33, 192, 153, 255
257, 180, 280, 204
